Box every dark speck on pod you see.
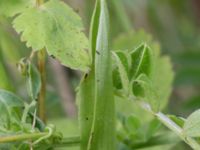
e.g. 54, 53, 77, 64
84, 73, 88, 79
96, 51, 100, 55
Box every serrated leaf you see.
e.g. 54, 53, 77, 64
27, 62, 41, 100
13, 0, 90, 71
183, 109, 200, 137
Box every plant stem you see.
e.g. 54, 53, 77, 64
139, 102, 200, 150
36, 0, 46, 123
21, 101, 37, 123
0, 132, 48, 143
156, 112, 200, 150
38, 48, 46, 123
53, 136, 81, 147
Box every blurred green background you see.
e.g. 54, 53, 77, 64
0, 0, 200, 149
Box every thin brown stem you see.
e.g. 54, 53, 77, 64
38, 48, 46, 123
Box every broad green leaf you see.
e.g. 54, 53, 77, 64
183, 109, 200, 137
89, 0, 116, 149
13, 0, 90, 71
27, 62, 41, 100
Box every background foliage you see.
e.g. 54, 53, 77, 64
0, 0, 200, 149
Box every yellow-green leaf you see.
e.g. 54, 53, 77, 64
13, 0, 90, 71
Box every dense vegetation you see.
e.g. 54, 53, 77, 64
0, 0, 200, 149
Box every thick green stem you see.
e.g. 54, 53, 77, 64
0, 132, 48, 143
37, 49, 46, 123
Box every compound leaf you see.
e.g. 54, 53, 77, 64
112, 30, 174, 111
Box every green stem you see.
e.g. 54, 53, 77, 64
0, 132, 48, 143
21, 101, 37, 123
139, 102, 200, 150
156, 112, 200, 150
37, 48, 46, 123
53, 136, 81, 147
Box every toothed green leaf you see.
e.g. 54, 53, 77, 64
13, 0, 90, 71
